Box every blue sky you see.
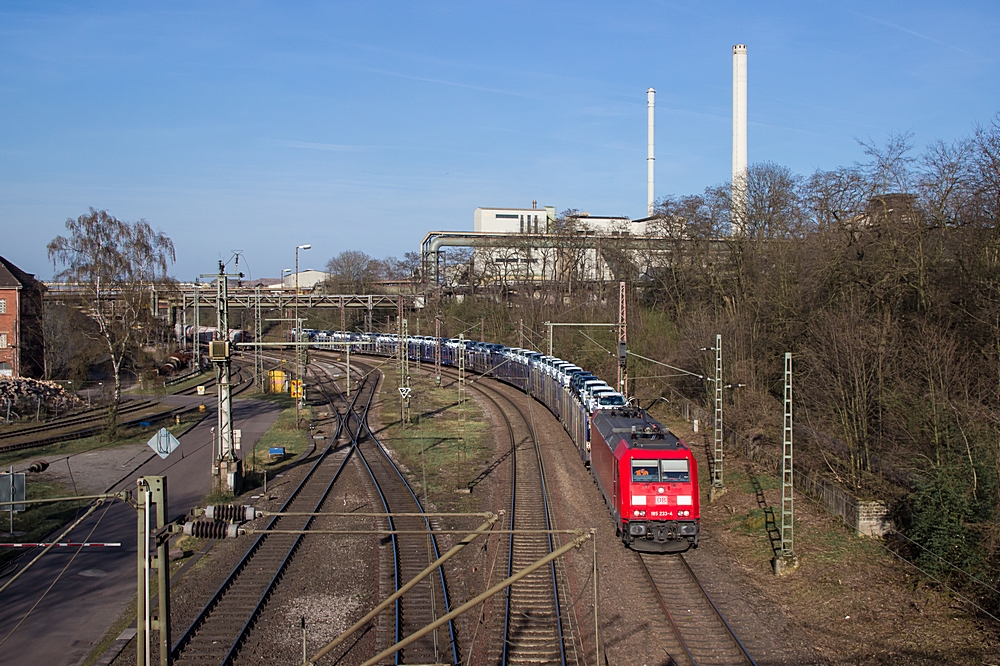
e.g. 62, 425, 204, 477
2, 1, 999, 281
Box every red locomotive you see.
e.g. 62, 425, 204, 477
589, 408, 700, 552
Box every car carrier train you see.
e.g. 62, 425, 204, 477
308, 329, 700, 553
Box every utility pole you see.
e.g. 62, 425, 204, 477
618, 281, 628, 399
254, 286, 263, 392
202, 262, 242, 493
340, 296, 346, 339
774, 352, 799, 575
193, 278, 200, 370
458, 333, 466, 460
136, 476, 171, 666
294, 244, 311, 429
434, 316, 442, 387
400, 317, 410, 427
710, 333, 726, 501
346, 339, 352, 397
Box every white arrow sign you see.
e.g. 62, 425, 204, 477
398, 387, 412, 400
147, 427, 181, 460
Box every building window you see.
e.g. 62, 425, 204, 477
0, 333, 6, 349
519, 216, 524, 233
495, 214, 519, 219
0, 362, 10, 377
0, 299, 5, 314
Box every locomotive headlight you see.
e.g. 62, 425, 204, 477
633, 510, 640, 517
657, 487, 664, 494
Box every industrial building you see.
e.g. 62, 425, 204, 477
424, 44, 750, 292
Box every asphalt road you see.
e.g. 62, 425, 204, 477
0, 397, 282, 666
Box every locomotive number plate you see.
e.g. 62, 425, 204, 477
654, 496, 669, 505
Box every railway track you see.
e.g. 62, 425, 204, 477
175, 362, 252, 396
303, 345, 756, 666
0, 364, 256, 456
170, 367, 355, 665
322, 356, 460, 665
434, 367, 577, 666
0, 399, 157, 441
638, 552, 756, 666
0, 402, 194, 455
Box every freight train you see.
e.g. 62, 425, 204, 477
174, 325, 252, 344
308, 330, 700, 552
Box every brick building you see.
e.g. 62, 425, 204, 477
0, 257, 45, 378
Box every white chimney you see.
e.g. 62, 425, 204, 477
732, 44, 748, 235
647, 87, 655, 217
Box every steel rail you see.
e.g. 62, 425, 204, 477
217, 372, 364, 666
361, 424, 460, 665
636, 553, 697, 666
170, 371, 360, 664
637, 552, 756, 666
677, 554, 756, 666
326, 347, 570, 665
467, 379, 567, 666
424, 358, 568, 666
0, 399, 157, 439
344, 358, 459, 665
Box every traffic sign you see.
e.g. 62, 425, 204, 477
147, 427, 181, 460
0, 474, 25, 513
398, 387, 412, 399
291, 380, 304, 399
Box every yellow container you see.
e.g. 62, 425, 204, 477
268, 369, 288, 394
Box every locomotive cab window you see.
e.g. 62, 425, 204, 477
631, 460, 659, 482
660, 459, 690, 482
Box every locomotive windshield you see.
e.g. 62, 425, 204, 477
660, 459, 690, 482
631, 460, 659, 482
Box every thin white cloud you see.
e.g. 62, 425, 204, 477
271, 140, 362, 151
854, 12, 975, 57
359, 66, 544, 101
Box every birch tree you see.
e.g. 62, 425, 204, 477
47, 208, 175, 432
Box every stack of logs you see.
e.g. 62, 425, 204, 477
0, 377, 81, 421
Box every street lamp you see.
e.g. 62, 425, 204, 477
294, 245, 311, 428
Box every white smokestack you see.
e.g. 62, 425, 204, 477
732, 44, 747, 235
647, 87, 655, 217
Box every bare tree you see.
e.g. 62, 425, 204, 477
325, 250, 380, 293
47, 208, 175, 431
